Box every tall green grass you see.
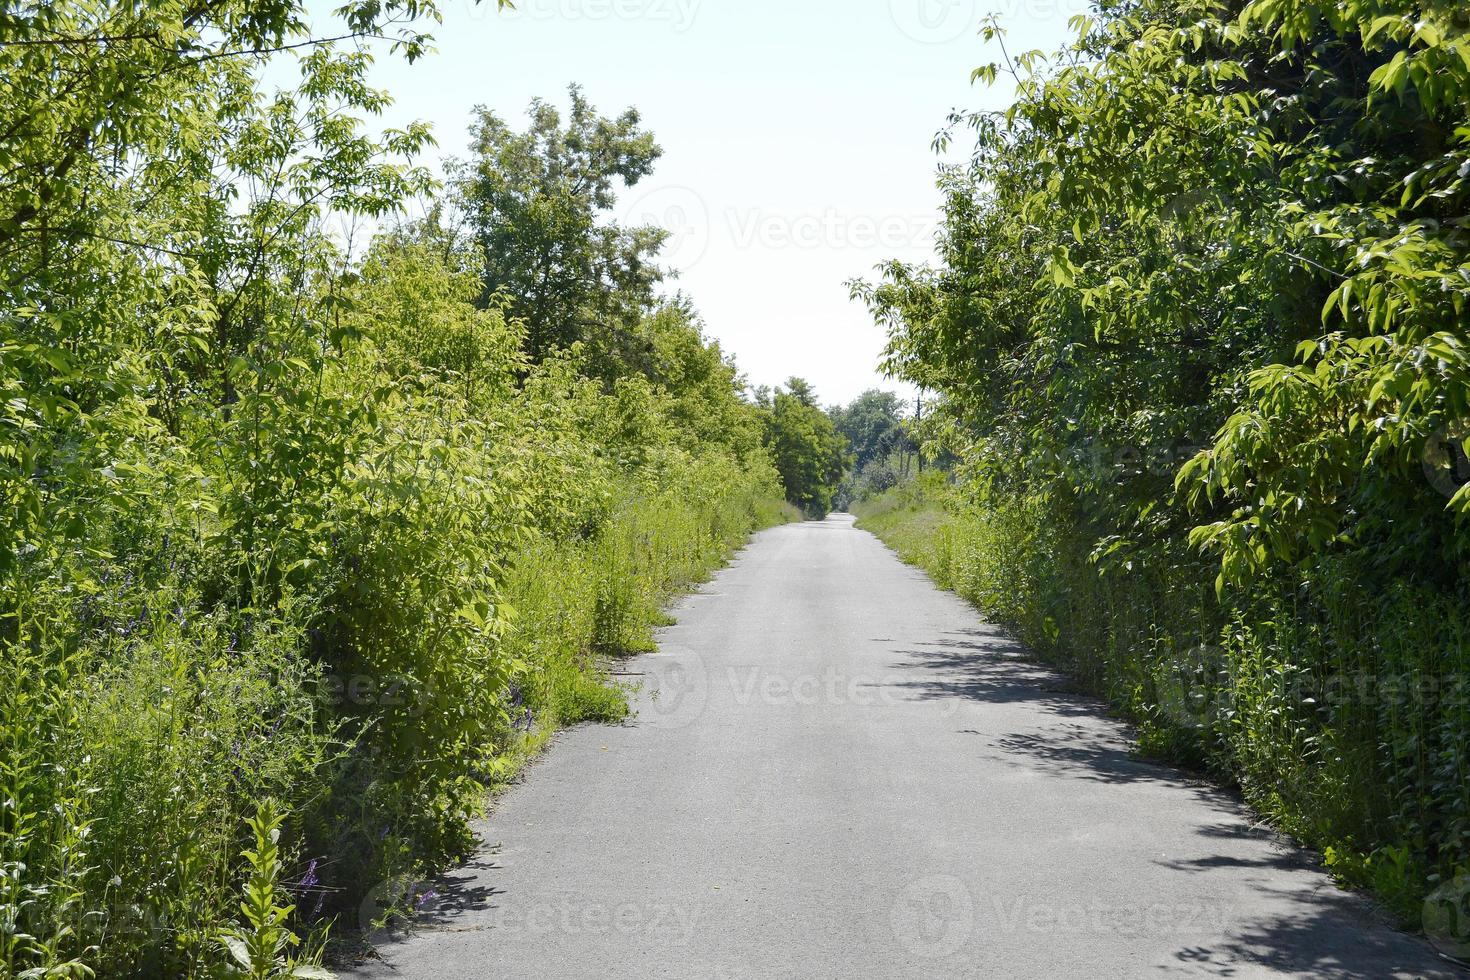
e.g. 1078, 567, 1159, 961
1, 471, 792, 979
505, 475, 800, 729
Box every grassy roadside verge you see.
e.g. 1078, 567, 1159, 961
497, 489, 801, 752
849, 480, 959, 586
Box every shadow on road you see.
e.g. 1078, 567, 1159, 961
1172, 885, 1434, 978
1154, 848, 1312, 877
886, 628, 1103, 719
885, 629, 1224, 796
881, 627, 1453, 978
364, 856, 505, 944
412, 864, 504, 927
989, 726, 1183, 786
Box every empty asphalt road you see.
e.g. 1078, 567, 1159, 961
349, 515, 1458, 979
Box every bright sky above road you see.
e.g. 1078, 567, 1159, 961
347, 0, 1081, 405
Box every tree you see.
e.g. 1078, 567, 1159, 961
764, 377, 848, 517
0, 0, 441, 583
855, 0, 1470, 915
0, 0, 464, 972
451, 85, 666, 372
640, 298, 766, 462
0, 3, 798, 975
830, 389, 912, 474
351, 222, 527, 406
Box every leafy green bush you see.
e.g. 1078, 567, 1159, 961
760, 378, 848, 517
0, 2, 794, 973
855, 0, 1470, 921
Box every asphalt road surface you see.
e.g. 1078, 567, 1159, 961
348, 515, 1460, 979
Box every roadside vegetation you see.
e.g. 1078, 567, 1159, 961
760, 378, 849, 517
828, 389, 923, 510
851, 0, 1470, 935
13, 0, 1466, 970
0, 2, 820, 976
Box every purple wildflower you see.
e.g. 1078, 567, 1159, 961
295, 858, 327, 917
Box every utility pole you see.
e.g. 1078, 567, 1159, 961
916, 392, 924, 475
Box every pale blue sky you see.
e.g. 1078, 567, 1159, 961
332, 0, 1081, 404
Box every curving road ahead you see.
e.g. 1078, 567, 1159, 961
348, 515, 1458, 979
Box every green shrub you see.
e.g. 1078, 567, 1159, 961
852, 0, 1470, 926
0, 2, 798, 971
